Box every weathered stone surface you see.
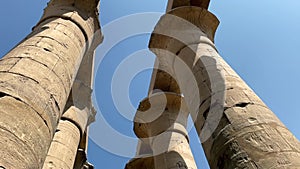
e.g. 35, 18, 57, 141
62, 106, 89, 136
149, 6, 219, 53
0, 0, 101, 168
42, 119, 81, 169
0, 72, 58, 135
125, 155, 155, 169
192, 42, 300, 168
0, 96, 51, 168
62, 43, 98, 168
42, 106, 91, 169
133, 93, 197, 169
167, 0, 211, 12
145, 1, 300, 169
9, 58, 68, 109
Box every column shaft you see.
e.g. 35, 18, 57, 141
149, 6, 300, 168
42, 120, 80, 169
0, 0, 101, 168
192, 40, 300, 169
152, 127, 196, 169
43, 106, 89, 169
133, 93, 197, 169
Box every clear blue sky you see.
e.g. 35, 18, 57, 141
0, 1, 299, 169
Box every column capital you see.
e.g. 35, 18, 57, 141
125, 155, 154, 169
167, 0, 211, 12
37, 0, 103, 49
62, 106, 89, 136
133, 92, 189, 139
149, 6, 219, 55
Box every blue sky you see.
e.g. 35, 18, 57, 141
0, 1, 299, 169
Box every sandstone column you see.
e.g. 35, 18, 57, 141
149, 2, 300, 168
131, 92, 197, 169
42, 106, 89, 169
0, 0, 102, 168
43, 31, 99, 168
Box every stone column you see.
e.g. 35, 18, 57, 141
42, 106, 89, 169
46, 39, 98, 169
125, 136, 154, 169
149, 5, 300, 169
133, 92, 197, 169
71, 45, 98, 169
0, 0, 101, 168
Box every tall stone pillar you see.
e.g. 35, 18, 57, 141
149, 3, 300, 169
0, 0, 101, 168
125, 132, 154, 168
132, 92, 197, 169
43, 29, 99, 168
42, 106, 89, 169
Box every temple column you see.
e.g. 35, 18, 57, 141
0, 0, 102, 168
42, 106, 89, 169
149, 4, 300, 168
133, 92, 197, 169
43, 39, 99, 169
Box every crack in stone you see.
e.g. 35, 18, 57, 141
234, 102, 252, 108
224, 102, 253, 111
202, 107, 210, 119
0, 92, 8, 98
50, 94, 61, 113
